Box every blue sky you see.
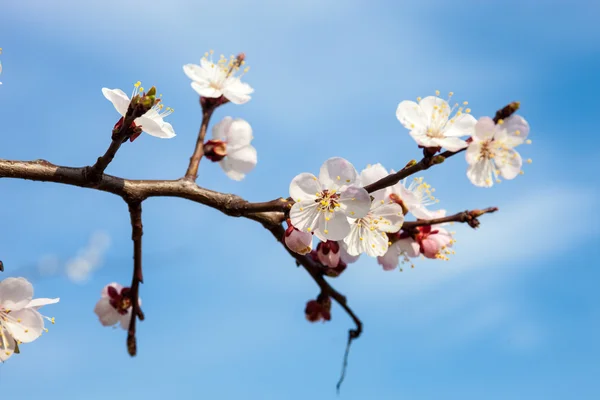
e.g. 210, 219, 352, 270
1, 0, 599, 399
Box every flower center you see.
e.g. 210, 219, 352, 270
203, 140, 227, 162
480, 140, 495, 160
403, 177, 439, 207
107, 286, 133, 315
419, 91, 471, 137
131, 81, 174, 119
315, 190, 340, 213
202, 50, 250, 81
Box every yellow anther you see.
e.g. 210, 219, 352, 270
526, 139, 532, 144
465, 108, 471, 113
324, 229, 329, 234
435, 90, 440, 96
527, 159, 532, 164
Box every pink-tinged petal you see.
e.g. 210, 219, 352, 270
359, 163, 389, 201
290, 201, 320, 233
191, 81, 222, 98
317, 211, 351, 241
289, 173, 322, 201
396, 100, 428, 130
102, 88, 129, 117
317, 248, 340, 268
497, 115, 529, 147
94, 298, 120, 327
26, 298, 59, 309
419, 96, 449, 118
285, 229, 313, 255
397, 238, 420, 258
220, 145, 257, 181
496, 148, 522, 180
465, 141, 483, 165
0, 328, 16, 362
339, 243, 360, 264
421, 238, 440, 259
5, 308, 44, 343
0, 278, 33, 311
226, 119, 253, 149
222, 78, 254, 105
444, 113, 477, 137
338, 186, 371, 219
438, 137, 468, 152
410, 205, 441, 220
318, 157, 358, 189
430, 228, 453, 248
474, 117, 496, 141
370, 202, 404, 233
212, 117, 233, 142
377, 244, 401, 271
119, 311, 133, 331
101, 283, 123, 298
467, 159, 494, 187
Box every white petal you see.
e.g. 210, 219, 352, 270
467, 159, 494, 187
473, 117, 496, 141
0, 278, 33, 311
370, 202, 404, 233
285, 229, 313, 255
226, 119, 253, 149
318, 157, 358, 190
222, 78, 254, 105
317, 211, 350, 241
102, 88, 130, 117
119, 310, 133, 330
409, 130, 438, 148
5, 308, 44, 343
0, 328, 16, 362
183, 64, 209, 82
437, 136, 468, 152
396, 238, 420, 258
191, 81, 222, 98
289, 173, 321, 201
498, 115, 530, 147
220, 146, 257, 181
93, 298, 120, 327
26, 298, 59, 309
136, 111, 174, 139
444, 113, 477, 137
430, 227, 453, 248
289, 202, 320, 233
338, 186, 371, 219
419, 96, 449, 119
359, 163, 389, 201
396, 100, 428, 130
465, 142, 483, 165
339, 242, 360, 264
496, 148, 522, 180
212, 117, 233, 141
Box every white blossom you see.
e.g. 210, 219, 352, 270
94, 283, 140, 330
208, 117, 257, 181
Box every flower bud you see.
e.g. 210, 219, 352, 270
284, 225, 313, 255
314, 240, 340, 268
432, 155, 445, 165
305, 296, 331, 323
324, 261, 347, 278
203, 140, 227, 162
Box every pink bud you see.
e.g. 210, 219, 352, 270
284, 225, 313, 255
420, 238, 440, 259
315, 241, 340, 268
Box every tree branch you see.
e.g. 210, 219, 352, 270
126, 201, 144, 356
185, 108, 214, 181
402, 207, 499, 230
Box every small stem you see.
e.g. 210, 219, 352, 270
402, 206, 498, 230
126, 201, 144, 356
185, 108, 215, 181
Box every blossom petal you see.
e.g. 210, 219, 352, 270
429, 227, 453, 248
5, 308, 44, 343
119, 310, 133, 330
191, 81, 223, 98
220, 145, 257, 181
396, 100, 428, 130
226, 119, 253, 149
339, 243, 360, 264
397, 238, 420, 258
496, 148, 522, 180
93, 298, 120, 327
289, 173, 321, 202
370, 202, 404, 233
222, 78, 254, 105
317, 211, 350, 241
499, 115, 530, 147
467, 159, 494, 187
101, 283, 123, 298
0, 328, 16, 362
318, 157, 358, 190
377, 244, 401, 271
473, 117, 496, 141
0, 278, 33, 311
438, 136, 468, 152
136, 111, 175, 139
466, 141, 483, 165
26, 298, 60, 309
212, 117, 233, 141
102, 88, 130, 117
338, 186, 371, 219
290, 202, 320, 233
359, 163, 389, 201
419, 96, 449, 119
285, 229, 313, 255
183, 63, 210, 82
444, 113, 477, 137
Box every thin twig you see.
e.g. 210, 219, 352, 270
402, 207, 499, 230
126, 201, 144, 356
185, 108, 214, 181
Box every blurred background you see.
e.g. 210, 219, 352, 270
0, 0, 599, 398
